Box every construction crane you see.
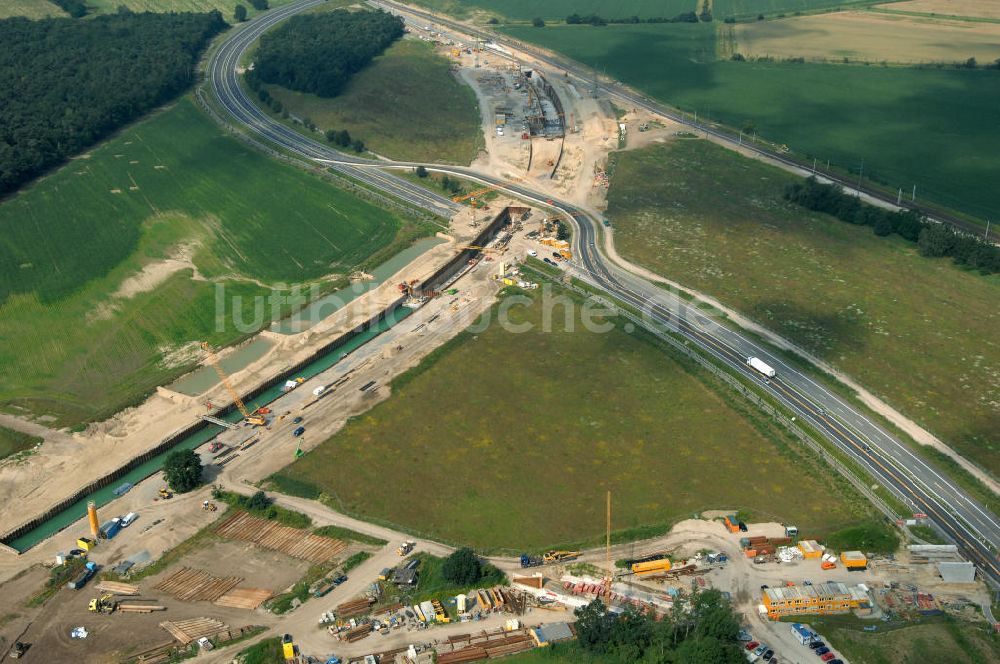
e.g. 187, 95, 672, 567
200, 342, 266, 426
451, 177, 523, 204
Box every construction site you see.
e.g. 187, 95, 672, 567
0, 5, 998, 664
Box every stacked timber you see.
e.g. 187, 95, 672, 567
159, 617, 228, 644
95, 581, 140, 595
484, 633, 534, 658
215, 511, 347, 563
118, 603, 167, 613
154, 568, 242, 602
214, 587, 272, 610
336, 597, 374, 618
343, 624, 372, 642
437, 646, 488, 663
374, 602, 404, 615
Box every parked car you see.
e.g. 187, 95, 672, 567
821, 654, 836, 662
293, 426, 305, 437
753, 645, 768, 656
293, 416, 303, 424
120, 512, 138, 527
527, 249, 537, 257
334, 575, 348, 585
745, 642, 759, 651
809, 642, 825, 650
829, 660, 843, 664
763, 650, 774, 661
815, 647, 830, 656
543, 258, 556, 266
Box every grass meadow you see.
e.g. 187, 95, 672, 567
88, 0, 295, 16
265, 39, 483, 164
606, 139, 1000, 475
503, 22, 1000, 221
804, 615, 1000, 664
0, 1, 65, 18
273, 284, 872, 551
0, 426, 42, 460
0, 98, 412, 425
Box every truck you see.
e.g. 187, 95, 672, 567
99, 518, 122, 540
67, 561, 98, 590
520, 553, 544, 568
314, 580, 338, 598
746, 356, 776, 379
397, 540, 415, 556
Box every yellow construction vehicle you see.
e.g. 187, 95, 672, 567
158, 487, 173, 499
201, 342, 266, 426
281, 634, 298, 660
543, 550, 580, 563
89, 593, 116, 614
202, 501, 217, 512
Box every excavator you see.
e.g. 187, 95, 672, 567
200, 342, 266, 426
89, 593, 116, 614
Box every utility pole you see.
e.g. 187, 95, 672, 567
986, 219, 992, 242
856, 159, 864, 197
812, 157, 817, 173
897, 188, 902, 205
912, 184, 917, 202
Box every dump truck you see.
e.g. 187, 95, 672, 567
746, 357, 776, 378
543, 550, 580, 563
68, 561, 98, 590
281, 634, 298, 660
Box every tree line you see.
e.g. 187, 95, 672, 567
785, 178, 1000, 275
573, 591, 745, 663
563, 11, 706, 26
0, 11, 227, 197
52, 0, 87, 18
249, 9, 404, 98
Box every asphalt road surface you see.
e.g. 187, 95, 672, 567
207, 0, 1000, 591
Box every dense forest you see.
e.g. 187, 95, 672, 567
0, 11, 227, 196
251, 9, 404, 97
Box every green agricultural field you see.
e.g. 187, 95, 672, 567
464, 0, 696, 20
713, 0, 886, 19
0, 98, 414, 426
0, 426, 42, 460
605, 139, 1000, 475
264, 39, 483, 164
274, 283, 872, 551
0, 1, 65, 18
87, 0, 294, 15
802, 616, 1000, 664
504, 22, 1000, 222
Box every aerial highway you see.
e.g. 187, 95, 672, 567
207, 0, 1000, 590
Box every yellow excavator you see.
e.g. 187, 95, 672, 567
201, 342, 266, 426
89, 593, 116, 614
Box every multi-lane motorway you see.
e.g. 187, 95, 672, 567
207, 0, 1000, 590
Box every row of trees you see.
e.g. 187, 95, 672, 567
564, 12, 704, 26
0, 11, 227, 197
785, 178, 1000, 274
325, 128, 365, 153
574, 591, 745, 664
250, 9, 404, 98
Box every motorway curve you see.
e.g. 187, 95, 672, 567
207, 0, 1000, 590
